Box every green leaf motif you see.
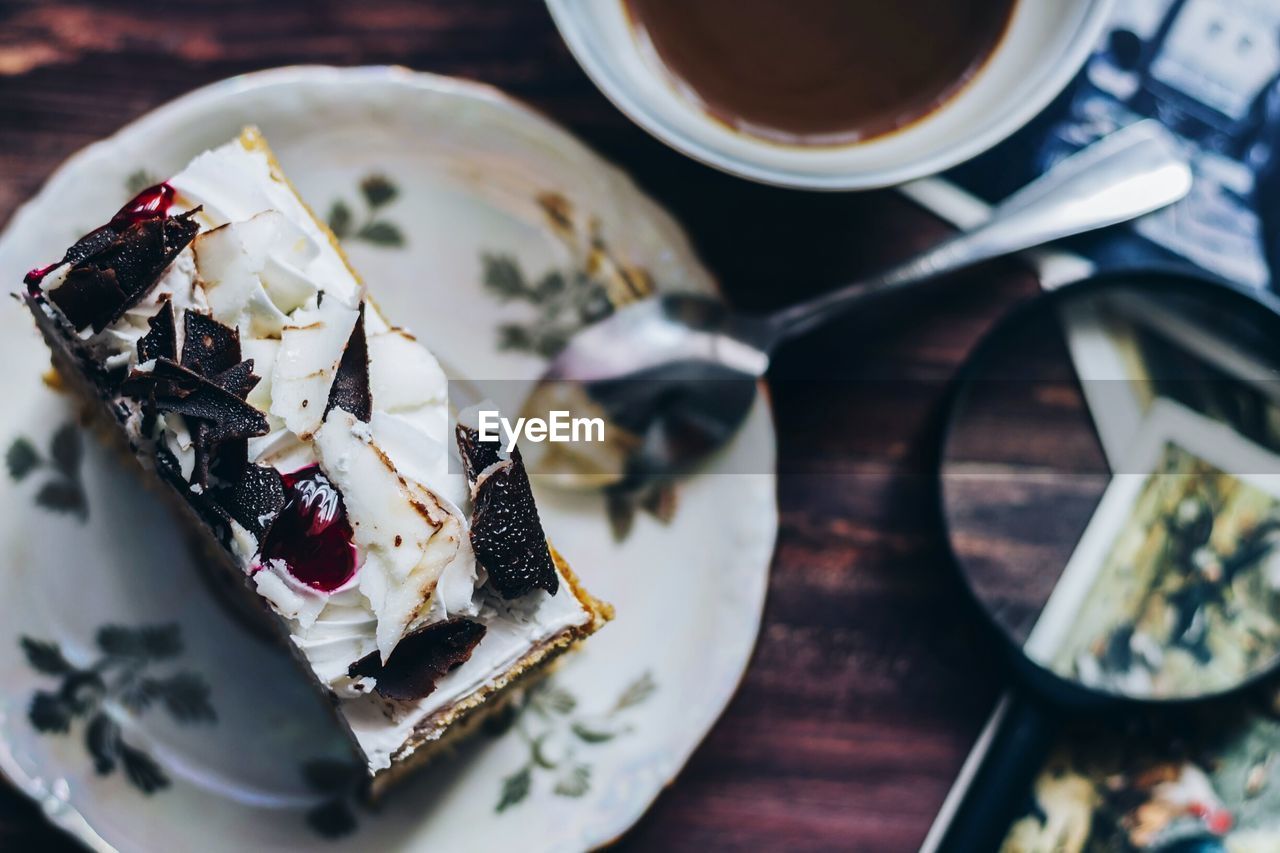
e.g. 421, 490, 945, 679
86, 713, 121, 774
532, 271, 567, 301
35, 480, 86, 518
496, 765, 531, 812
60, 671, 106, 714
531, 328, 570, 360
119, 742, 169, 794
307, 800, 358, 838
118, 679, 157, 713
301, 758, 361, 794
554, 764, 590, 798
97, 623, 182, 659
125, 170, 159, 195
20, 637, 72, 675
570, 721, 616, 744
328, 201, 353, 240
482, 254, 530, 300
96, 625, 144, 657
299, 760, 366, 837
614, 671, 657, 711
475, 241, 674, 541
148, 672, 216, 724
6, 438, 40, 480
541, 685, 576, 715
22, 624, 208, 799
29, 691, 72, 734
11, 423, 89, 520
50, 423, 82, 479
530, 733, 559, 769
491, 671, 656, 813
356, 221, 405, 247
359, 175, 398, 208
329, 175, 405, 251
497, 324, 534, 352
479, 252, 610, 362
139, 624, 184, 659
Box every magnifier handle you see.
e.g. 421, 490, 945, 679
764, 120, 1192, 345
930, 691, 1058, 853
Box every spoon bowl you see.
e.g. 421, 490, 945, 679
522, 121, 1194, 492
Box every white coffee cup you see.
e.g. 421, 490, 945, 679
547, 0, 1115, 190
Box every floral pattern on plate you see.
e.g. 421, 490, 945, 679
20, 624, 214, 795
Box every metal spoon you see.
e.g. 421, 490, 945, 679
524, 121, 1193, 491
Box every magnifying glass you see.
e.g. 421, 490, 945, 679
933, 269, 1280, 850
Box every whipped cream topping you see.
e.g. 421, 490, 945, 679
44, 134, 591, 771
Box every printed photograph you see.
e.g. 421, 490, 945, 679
1026, 401, 1280, 698
1000, 688, 1280, 852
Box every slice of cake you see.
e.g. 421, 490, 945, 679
21, 128, 612, 793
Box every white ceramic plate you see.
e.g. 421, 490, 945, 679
0, 66, 777, 852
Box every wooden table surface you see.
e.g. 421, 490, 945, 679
0, 2, 1042, 849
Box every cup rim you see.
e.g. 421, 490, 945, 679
547, 0, 1117, 191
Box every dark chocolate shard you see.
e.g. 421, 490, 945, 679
325, 303, 371, 422
136, 299, 177, 363
157, 443, 237, 546
123, 360, 267, 444
348, 617, 487, 701
212, 463, 285, 539
121, 358, 268, 488
456, 426, 560, 599
211, 360, 259, 401
25, 184, 178, 292
196, 359, 258, 488
31, 226, 119, 287
48, 267, 127, 333
457, 422, 502, 475
47, 210, 200, 333
191, 422, 252, 492
182, 311, 241, 377
210, 438, 249, 484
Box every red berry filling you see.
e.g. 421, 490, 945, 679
260, 465, 358, 592
109, 182, 176, 228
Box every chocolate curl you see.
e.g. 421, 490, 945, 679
325, 303, 371, 422
212, 463, 286, 539
121, 358, 268, 489
348, 617, 487, 701
136, 299, 177, 363
181, 311, 242, 377
47, 210, 200, 333
456, 426, 560, 599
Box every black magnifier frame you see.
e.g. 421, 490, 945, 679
932, 267, 1280, 852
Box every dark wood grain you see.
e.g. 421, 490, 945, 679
0, 2, 1041, 849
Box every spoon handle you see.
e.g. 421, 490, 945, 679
763, 120, 1193, 346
